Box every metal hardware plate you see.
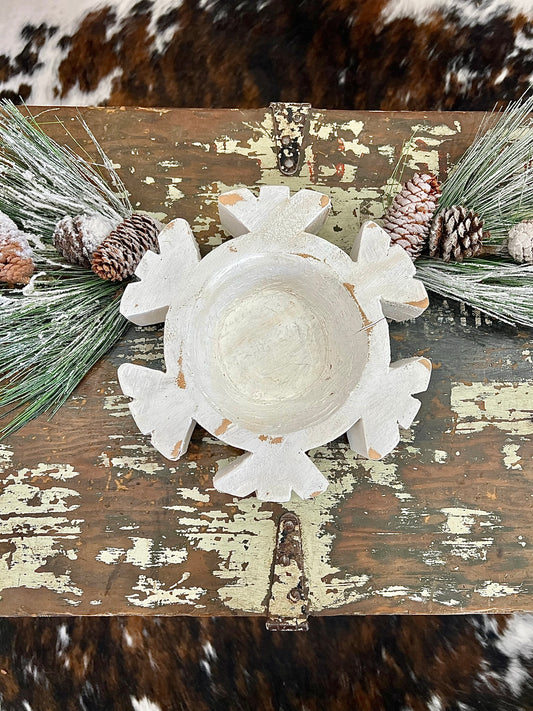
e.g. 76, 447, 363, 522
266, 512, 309, 631
270, 102, 311, 176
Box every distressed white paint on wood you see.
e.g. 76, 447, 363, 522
0, 460, 83, 602
0, 376, 527, 613
450, 381, 533, 436
118, 186, 431, 502
120, 219, 201, 326
187, 112, 461, 251
1, 112, 531, 615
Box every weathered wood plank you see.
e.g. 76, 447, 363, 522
0, 107, 531, 616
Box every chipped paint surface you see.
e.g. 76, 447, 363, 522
476, 581, 523, 598
126, 574, 206, 608
97, 537, 188, 569
292, 445, 372, 610
193, 110, 458, 253
171, 486, 277, 613
441, 507, 494, 535
4, 367, 529, 614
502, 444, 523, 470
450, 381, 533, 436
1, 107, 532, 617
100, 443, 165, 475
0, 460, 83, 601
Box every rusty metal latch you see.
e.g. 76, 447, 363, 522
270, 102, 312, 176
266, 512, 309, 631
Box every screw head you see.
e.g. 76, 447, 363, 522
288, 587, 301, 603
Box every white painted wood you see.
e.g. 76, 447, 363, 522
350, 220, 429, 321
218, 186, 290, 237
214, 447, 329, 503
346, 351, 432, 460
120, 218, 200, 325
118, 187, 431, 502
219, 185, 331, 241
118, 363, 196, 460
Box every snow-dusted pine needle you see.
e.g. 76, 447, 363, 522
415, 259, 533, 328
0, 262, 128, 436
437, 92, 533, 244
0, 102, 132, 437
0, 101, 131, 237
382, 130, 418, 212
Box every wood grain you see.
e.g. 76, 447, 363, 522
0, 107, 531, 617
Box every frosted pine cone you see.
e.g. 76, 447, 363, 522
92, 213, 162, 281
429, 206, 485, 262
53, 213, 120, 267
0, 212, 35, 285
382, 172, 441, 259
507, 220, 533, 263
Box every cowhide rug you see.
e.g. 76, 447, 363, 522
1, 615, 533, 710
0, 0, 531, 109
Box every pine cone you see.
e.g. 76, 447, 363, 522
507, 220, 533, 263
91, 213, 162, 281
53, 213, 120, 267
429, 206, 485, 262
0, 212, 35, 285
382, 172, 441, 259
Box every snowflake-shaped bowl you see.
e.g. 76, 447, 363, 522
118, 186, 431, 502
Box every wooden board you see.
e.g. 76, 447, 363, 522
0, 107, 531, 617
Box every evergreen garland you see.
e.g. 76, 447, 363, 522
385, 93, 533, 328
0, 102, 131, 436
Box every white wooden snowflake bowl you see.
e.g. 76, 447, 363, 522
118, 186, 431, 502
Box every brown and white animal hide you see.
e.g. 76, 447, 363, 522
0, 0, 531, 109
1, 615, 533, 710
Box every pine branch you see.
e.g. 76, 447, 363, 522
0, 101, 132, 238
0, 262, 129, 437
437, 92, 533, 243
381, 94, 533, 328
0, 102, 135, 437
415, 258, 533, 328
